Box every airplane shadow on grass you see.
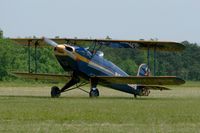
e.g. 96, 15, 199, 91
0, 95, 179, 101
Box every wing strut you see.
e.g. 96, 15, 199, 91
28, 40, 31, 73
91, 40, 103, 56
147, 46, 150, 74
154, 45, 157, 76
26, 40, 39, 73
147, 44, 157, 76
34, 41, 39, 73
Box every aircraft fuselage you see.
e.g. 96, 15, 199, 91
54, 45, 139, 95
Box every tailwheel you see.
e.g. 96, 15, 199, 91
51, 86, 61, 98
89, 88, 99, 97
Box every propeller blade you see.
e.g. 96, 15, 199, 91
43, 38, 58, 47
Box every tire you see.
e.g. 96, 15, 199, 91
51, 86, 61, 98
89, 88, 99, 97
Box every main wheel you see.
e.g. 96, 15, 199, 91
89, 88, 99, 97
51, 86, 61, 98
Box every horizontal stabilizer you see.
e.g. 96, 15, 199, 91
12, 72, 71, 82
92, 76, 185, 85
139, 85, 171, 90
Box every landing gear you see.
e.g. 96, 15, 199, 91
89, 88, 99, 97
50, 72, 80, 98
142, 89, 150, 96
51, 86, 61, 98
50, 74, 101, 98
89, 78, 99, 98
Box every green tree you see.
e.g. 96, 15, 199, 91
0, 29, 3, 38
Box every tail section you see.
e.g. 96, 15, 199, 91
137, 63, 150, 76
135, 63, 151, 96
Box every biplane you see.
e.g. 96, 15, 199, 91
11, 37, 185, 98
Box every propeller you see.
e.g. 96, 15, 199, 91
43, 37, 65, 53
43, 37, 58, 47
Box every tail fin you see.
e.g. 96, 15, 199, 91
135, 64, 151, 96
137, 64, 150, 76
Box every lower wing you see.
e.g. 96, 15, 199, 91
12, 72, 71, 82
12, 73, 185, 86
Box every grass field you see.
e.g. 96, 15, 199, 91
0, 81, 200, 133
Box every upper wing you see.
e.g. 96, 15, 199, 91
12, 72, 71, 82
92, 76, 185, 85
10, 38, 185, 51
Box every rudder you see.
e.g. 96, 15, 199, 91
137, 63, 150, 76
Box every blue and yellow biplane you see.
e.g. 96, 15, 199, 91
11, 38, 185, 98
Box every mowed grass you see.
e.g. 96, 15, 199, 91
0, 81, 200, 133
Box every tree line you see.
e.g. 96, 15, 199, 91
0, 38, 200, 81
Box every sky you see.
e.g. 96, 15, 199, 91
0, 0, 200, 43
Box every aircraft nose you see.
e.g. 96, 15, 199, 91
54, 45, 65, 53
54, 45, 75, 53
54, 44, 76, 59
64, 45, 76, 60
